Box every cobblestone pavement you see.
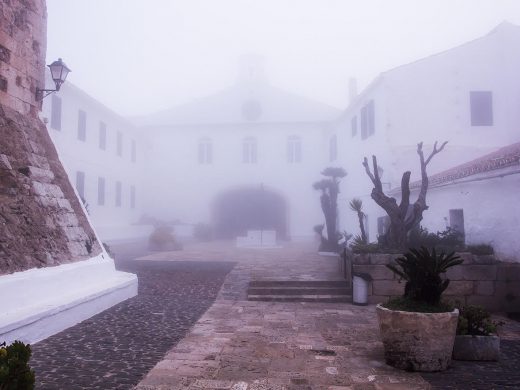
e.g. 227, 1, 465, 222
30, 241, 235, 390
28, 240, 520, 390
136, 241, 520, 390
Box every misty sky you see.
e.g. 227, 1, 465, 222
46, 0, 520, 117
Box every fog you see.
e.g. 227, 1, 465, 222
42, 0, 520, 260
46, 0, 520, 116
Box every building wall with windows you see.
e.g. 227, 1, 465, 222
331, 22, 520, 244
133, 55, 340, 240
142, 121, 330, 239
41, 76, 148, 240
411, 143, 520, 261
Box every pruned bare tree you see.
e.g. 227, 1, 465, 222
362, 141, 447, 249
313, 167, 347, 252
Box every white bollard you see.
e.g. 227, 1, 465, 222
352, 274, 370, 305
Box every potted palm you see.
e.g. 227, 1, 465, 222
453, 305, 502, 361
376, 247, 463, 371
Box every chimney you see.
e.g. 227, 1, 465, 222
348, 78, 358, 104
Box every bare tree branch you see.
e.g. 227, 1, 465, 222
399, 171, 411, 216
372, 156, 382, 192
362, 157, 376, 184
362, 140, 448, 249
425, 141, 448, 166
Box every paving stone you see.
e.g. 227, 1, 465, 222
134, 241, 432, 390
29, 240, 520, 390
30, 241, 235, 390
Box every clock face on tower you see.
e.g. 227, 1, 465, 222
241, 100, 262, 121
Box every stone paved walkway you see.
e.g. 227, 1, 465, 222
135, 241, 520, 390
135, 241, 430, 389
30, 242, 235, 390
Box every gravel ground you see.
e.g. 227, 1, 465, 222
30, 241, 235, 390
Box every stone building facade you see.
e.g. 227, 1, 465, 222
0, 0, 102, 275
1, 1, 136, 345
0, 0, 46, 116
136, 56, 339, 241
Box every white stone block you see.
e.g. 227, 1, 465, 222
0, 254, 138, 344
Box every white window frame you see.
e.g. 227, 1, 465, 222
287, 136, 302, 163
198, 138, 213, 164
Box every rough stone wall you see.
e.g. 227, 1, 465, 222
0, 0, 46, 117
0, 0, 102, 275
352, 253, 520, 312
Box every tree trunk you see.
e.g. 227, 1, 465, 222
362, 141, 447, 250
357, 212, 367, 243
320, 192, 336, 251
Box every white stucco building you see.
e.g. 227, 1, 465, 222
136, 56, 339, 240
331, 22, 520, 259
41, 74, 150, 241
40, 23, 520, 260
410, 142, 520, 261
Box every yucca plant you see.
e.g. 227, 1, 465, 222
386, 246, 463, 306
349, 198, 367, 244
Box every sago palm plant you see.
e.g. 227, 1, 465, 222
386, 246, 463, 306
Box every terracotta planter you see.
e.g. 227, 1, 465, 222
376, 304, 459, 372
453, 334, 500, 361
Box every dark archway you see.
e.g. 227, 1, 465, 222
213, 187, 287, 239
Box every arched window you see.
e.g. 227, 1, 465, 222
287, 136, 302, 163
243, 137, 257, 164
198, 137, 213, 164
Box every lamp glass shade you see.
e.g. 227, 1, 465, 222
48, 58, 71, 89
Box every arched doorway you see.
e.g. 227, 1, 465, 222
212, 186, 287, 239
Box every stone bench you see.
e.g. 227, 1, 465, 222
0, 254, 137, 344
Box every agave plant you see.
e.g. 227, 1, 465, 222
386, 247, 463, 306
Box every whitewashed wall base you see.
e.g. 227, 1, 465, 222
0, 255, 138, 345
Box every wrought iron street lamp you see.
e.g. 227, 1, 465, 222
36, 58, 71, 100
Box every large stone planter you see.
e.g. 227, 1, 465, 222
453, 334, 500, 361
376, 304, 459, 371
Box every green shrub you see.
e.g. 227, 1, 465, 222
350, 236, 401, 254
384, 296, 454, 313
384, 247, 463, 310
149, 226, 174, 244
148, 226, 182, 250
456, 304, 503, 336
0, 341, 35, 390
313, 224, 324, 236
466, 244, 494, 255
350, 236, 382, 253
407, 226, 464, 252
